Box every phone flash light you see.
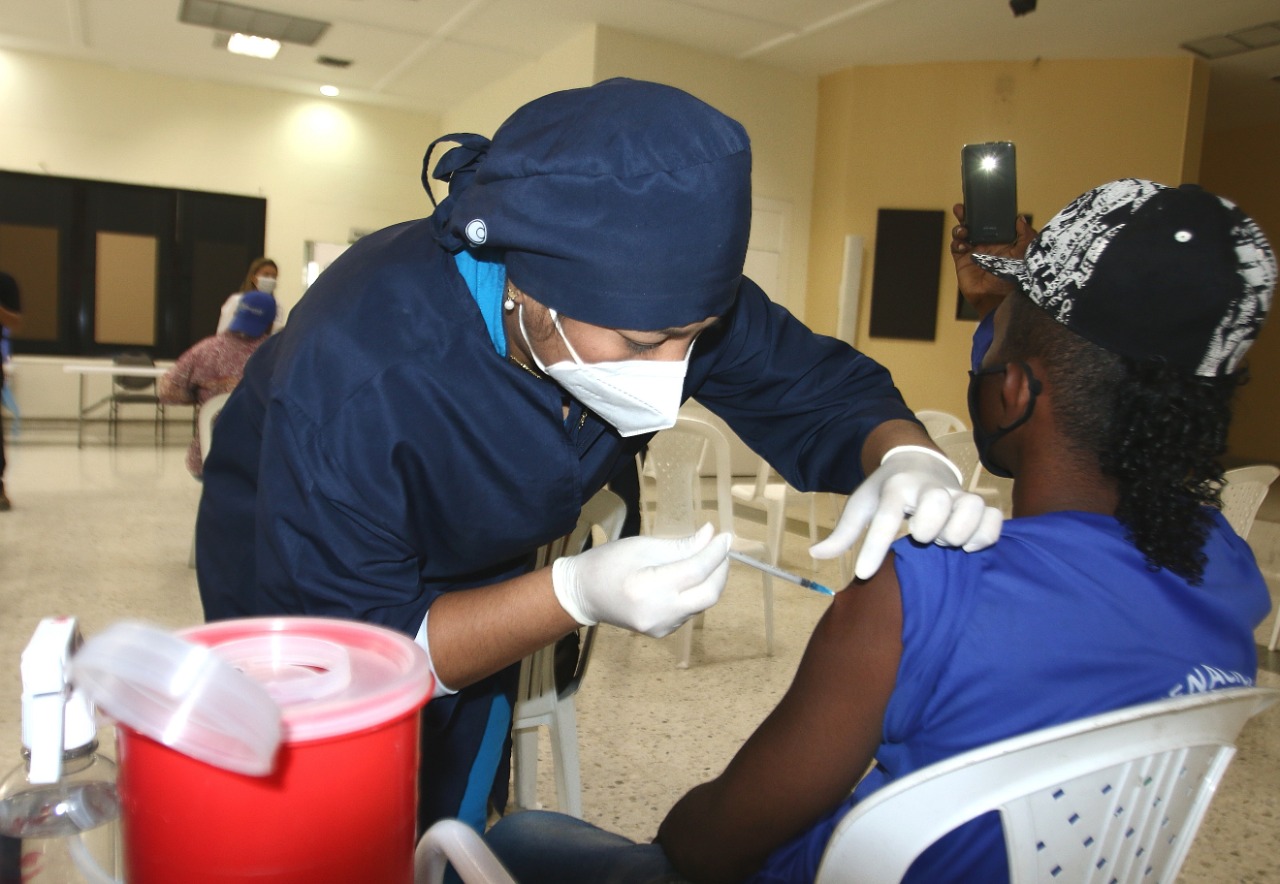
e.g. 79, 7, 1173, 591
980, 156, 999, 172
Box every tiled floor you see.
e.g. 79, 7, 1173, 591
1, 421, 1277, 882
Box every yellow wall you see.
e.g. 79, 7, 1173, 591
806, 57, 1207, 423
1201, 121, 1280, 464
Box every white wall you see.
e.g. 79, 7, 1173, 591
438, 27, 598, 151
0, 47, 440, 417
0, 48, 440, 319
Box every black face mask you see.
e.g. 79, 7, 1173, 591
966, 361, 1042, 479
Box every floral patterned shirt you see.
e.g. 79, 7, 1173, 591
158, 332, 266, 476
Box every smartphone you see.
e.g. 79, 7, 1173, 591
961, 141, 1018, 244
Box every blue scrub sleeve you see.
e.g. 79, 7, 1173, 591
251, 395, 435, 635
691, 278, 918, 494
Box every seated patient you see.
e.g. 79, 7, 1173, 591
481, 179, 1277, 884
159, 290, 276, 477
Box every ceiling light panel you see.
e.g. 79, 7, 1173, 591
178, 0, 329, 46
1182, 35, 1252, 59
1181, 20, 1280, 59
227, 33, 280, 59
1231, 23, 1280, 50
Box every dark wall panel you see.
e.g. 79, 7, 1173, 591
0, 170, 265, 358
869, 209, 945, 341
177, 190, 267, 346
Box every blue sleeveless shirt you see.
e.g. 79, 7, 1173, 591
750, 509, 1268, 882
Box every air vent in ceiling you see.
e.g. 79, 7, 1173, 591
317, 56, 353, 68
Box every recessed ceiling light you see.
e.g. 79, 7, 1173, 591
227, 32, 280, 59
320, 85, 340, 97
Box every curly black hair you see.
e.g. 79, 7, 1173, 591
999, 292, 1242, 583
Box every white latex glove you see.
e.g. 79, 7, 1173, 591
552, 523, 732, 638
809, 445, 1003, 580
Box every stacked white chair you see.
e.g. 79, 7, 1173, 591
509, 488, 627, 818
914, 409, 966, 438
1216, 464, 1280, 651
642, 415, 774, 667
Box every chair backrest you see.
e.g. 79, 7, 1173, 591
914, 409, 966, 438
814, 687, 1279, 884
520, 488, 627, 704
933, 430, 980, 489
743, 454, 790, 500
112, 351, 157, 392
533, 486, 628, 570
643, 414, 735, 538
198, 392, 232, 463
1218, 464, 1279, 539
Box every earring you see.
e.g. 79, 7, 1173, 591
503, 294, 516, 312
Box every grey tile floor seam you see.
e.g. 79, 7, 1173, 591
1, 425, 1277, 882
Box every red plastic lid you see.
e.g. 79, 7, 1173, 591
180, 617, 433, 743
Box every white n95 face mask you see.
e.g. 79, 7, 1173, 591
255, 276, 277, 294
519, 306, 693, 437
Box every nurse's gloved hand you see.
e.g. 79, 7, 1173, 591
552, 524, 732, 638
810, 445, 1002, 580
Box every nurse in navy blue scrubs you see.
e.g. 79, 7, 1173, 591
195, 78, 1002, 833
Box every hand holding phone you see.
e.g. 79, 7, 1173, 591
961, 142, 1018, 244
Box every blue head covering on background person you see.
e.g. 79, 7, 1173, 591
227, 290, 278, 338
424, 78, 754, 331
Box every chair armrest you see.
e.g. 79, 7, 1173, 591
414, 819, 516, 884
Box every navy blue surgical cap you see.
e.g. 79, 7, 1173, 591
426, 78, 752, 330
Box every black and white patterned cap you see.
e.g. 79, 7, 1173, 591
972, 178, 1275, 377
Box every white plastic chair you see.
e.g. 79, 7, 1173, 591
814, 687, 1279, 884
198, 391, 231, 464
932, 430, 981, 491
510, 488, 627, 818
936, 430, 1014, 516
1216, 465, 1280, 651
1219, 464, 1278, 540
643, 415, 774, 667
730, 457, 821, 573
187, 391, 231, 568
914, 409, 966, 438
415, 819, 516, 884
414, 688, 1278, 884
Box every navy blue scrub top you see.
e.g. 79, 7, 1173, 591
194, 217, 916, 828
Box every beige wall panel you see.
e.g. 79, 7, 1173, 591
0, 224, 59, 340
94, 232, 157, 346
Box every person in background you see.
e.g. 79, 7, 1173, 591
0, 270, 21, 511
482, 179, 1275, 883
216, 257, 283, 335
160, 290, 276, 477
196, 78, 1000, 835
